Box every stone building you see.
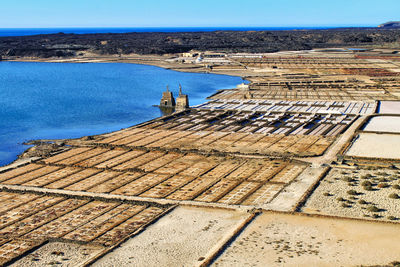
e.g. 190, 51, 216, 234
160, 86, 175, 108
176, 85, 189, 111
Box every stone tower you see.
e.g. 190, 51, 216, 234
176, 84, 189, 111
160, 85, 175, 108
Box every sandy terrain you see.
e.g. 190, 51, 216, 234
363, 116, 400, 133
212, 212, 400, 266
379, 101, 400, 114
265, 166, 327, 212
11, 242, 103, 266
346, 133, 400, 159
93, 206, 247, 267
303, 167, 400, 221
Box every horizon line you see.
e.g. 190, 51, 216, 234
0, 25, 378, 29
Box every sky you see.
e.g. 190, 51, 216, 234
0, 0, 399, 28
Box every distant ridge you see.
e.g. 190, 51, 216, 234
1, 28, 399, 57
378, 21, 400, 28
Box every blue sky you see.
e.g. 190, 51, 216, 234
1, 0, 399, 28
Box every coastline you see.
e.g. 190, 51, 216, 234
0, 57, 246, 169
2, 54, 255, 78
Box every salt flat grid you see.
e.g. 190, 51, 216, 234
0, 50, 399, 265
0, 145, 307, 206
0, 191, 169, 266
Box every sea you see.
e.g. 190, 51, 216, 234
0, 27, 352, 37
0, 61, 243, 166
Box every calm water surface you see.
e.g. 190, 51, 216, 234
0, 62, 243, 166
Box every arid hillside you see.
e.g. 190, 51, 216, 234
0, 28, 399, 58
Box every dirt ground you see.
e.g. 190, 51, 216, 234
212, 212, 400, 266
303, 167, 400, 221
93, 206, 247, 267
11, 242, 103, 267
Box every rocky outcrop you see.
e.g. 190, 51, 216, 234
0, 28, 399, 58
19, 141, 65, 159
379, 21, 400, 28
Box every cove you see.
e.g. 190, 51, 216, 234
0, 61, 243, 166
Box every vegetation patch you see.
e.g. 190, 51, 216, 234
303, 167, 400, 222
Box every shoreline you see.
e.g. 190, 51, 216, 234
0, 57, 246, 169
2, 55, 250, 78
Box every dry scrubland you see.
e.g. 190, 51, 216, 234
303, 168, 400, 221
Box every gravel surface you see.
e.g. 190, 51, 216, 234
212, 212, 400, 266
11, 242, 103, 267
303, 167, 400, 221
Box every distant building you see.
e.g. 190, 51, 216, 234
176, 85, 189, 111
182, 52, 199, 58
229, 53, 263, 58
203, 52, 226, 58
237, 83, 250, 90
195, 56, 203, 63
159, 84, 190, 112
160, 86, 175, 108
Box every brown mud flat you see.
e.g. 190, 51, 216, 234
0, 191, 171, 266
0, 143, 307, 207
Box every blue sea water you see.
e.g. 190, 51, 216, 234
0, 27, 347, 37
0, 62, 243, 166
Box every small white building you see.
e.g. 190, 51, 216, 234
182, 51, 199, 58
